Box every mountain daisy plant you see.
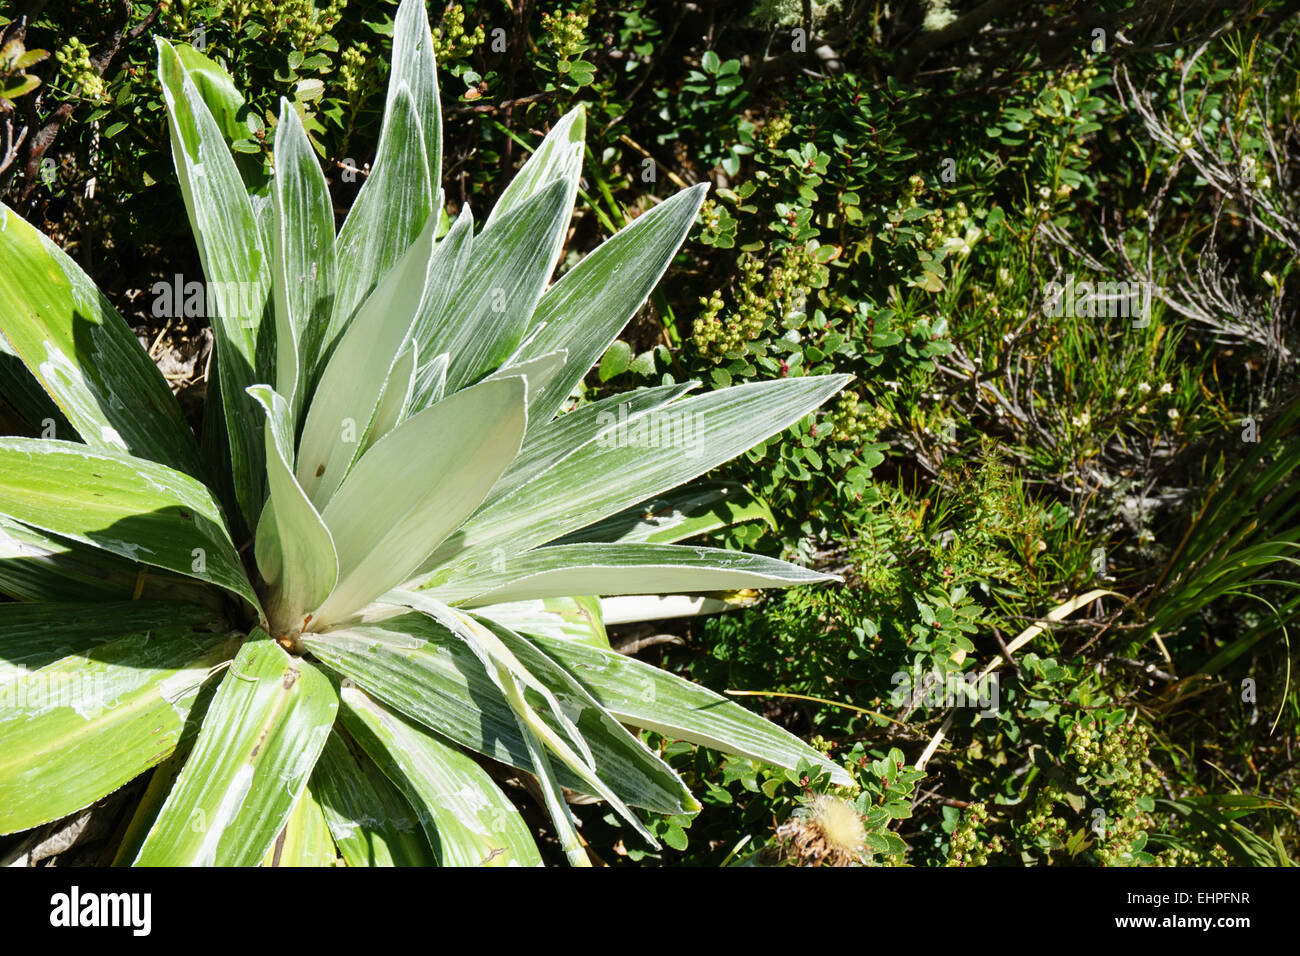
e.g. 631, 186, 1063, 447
0, 0, 850, 866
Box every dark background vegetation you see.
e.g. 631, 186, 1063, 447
2, 0, 1299, 864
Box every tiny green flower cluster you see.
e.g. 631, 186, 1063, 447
692, 246, 826, 360
339, 43, 371, 96
1022, 785, 1071, 844
882, 175, 973, 254
1068, 718, 1164, 865
432, 4, 485, 64
1045, 64, 1099, 103
273, 0, 346, 49
696, 198, 737, 247
946, 802, 1004, 866
759, 113, 792, 149
166, 0, 344, 50
1152, 841, 1231, 866
55, 37, 106, 101
160, 0, 193, 33
692, 257, 767, 359
541, 8, 590, 61
921, 201, 970, 253
826, 391, 888, 445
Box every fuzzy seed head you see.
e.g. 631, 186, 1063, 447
810, 795, 867, 852
775, 795, 867, 866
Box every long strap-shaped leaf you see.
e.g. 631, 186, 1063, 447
483, 349, 568, 400
157, 39, 272, 530
302, 612, 694, 814
443, 542, 834, 606
249, 386, 338, 636
311, 728, 436, 867
0, 512, 223, 608
441, 603, 679, 846
310, 375, 526, 628
405, 208, 473, 413
296, 205, 439, 508
388, 592, 595, 768
429, 179, 573, 393
270, 100, 336, 429
421, 375, 851, 582
261, 785, 339, 867
466, 595, 609, 649
380, 591, 688, 847
329, 84, 432, 357
467, 381, 695, 517
340, 683, 542, 866
0, 332, 69, 437
486, 106, 585, 229
0, 600, 221, 683
388, 0, 442, 195
516, 716, 590, 866
515, 184, 708, 431
524, 631, 854, 786
0, 203, 203, 476
365, 342, 417, 451
134, 633, 338, 866
0, 438, 259, 610
0, 603, 239, 834
553, 482, 777, 547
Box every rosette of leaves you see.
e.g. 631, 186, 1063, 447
0, 0, 849, 866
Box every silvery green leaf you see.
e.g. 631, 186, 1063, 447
420, 375, 851, 584
157, 38, 272, 529
339, 683, 542, 867
302, 611, 695, 814
310, 376, 526, 628
134, 634, 338, 866
329, 84, 432, 355
0, 203, 203, 477
516, 184, 708, 430
469, 596, 609, 649
409, 351, 449, 414
447, 542, 833, 606
388, 0, 442, 196
426, 179, 571, 393
248, 385, 338, 634
0, 330, 68, 437
172, 44, 249, 149
465, 609, 689, 844
0, 438, 259, 609
0, 513, 221, 607
553, 481, 777, 546
0, 603, 238, 835
486, 106, 585, 228
406, 206, 473, 412
311, 728, 435, 867
483, 349, 567, 399
365, 342, 417, 451
261, 784, 338, 866
531, 631, 853, 786
468, 382, 696, 519
297, 209, 438, 507
271, 99, 336, 426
